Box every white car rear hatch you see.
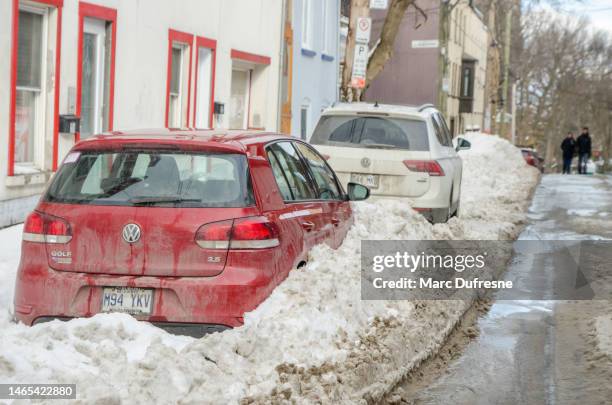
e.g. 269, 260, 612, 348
311, 111, 441, 198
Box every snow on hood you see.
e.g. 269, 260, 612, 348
0, 133, 539, 404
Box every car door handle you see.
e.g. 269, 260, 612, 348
301, 221, 315, 232
331, 218, 340, 226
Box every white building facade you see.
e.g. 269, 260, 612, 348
290, 0, 340, 140
0, 0, 284, 227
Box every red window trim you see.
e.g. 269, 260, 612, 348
8, 0, 63, 176
192, 36, 217, 129
231, 49, 271, 66
165, 29, 194, 128
75, 2, 118, 144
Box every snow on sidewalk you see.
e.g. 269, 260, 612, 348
0, 134, 538, 404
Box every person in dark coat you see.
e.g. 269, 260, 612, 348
576, 127, 592, 174
560, 132, 576, 174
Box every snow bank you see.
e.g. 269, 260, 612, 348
0, 134, 538, 404
595, 314, 612, 360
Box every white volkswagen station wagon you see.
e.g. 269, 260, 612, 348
310, 103, 471, 223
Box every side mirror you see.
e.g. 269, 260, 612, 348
455, 137, 471, 152
347, 182, 370, 201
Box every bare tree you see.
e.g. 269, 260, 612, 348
340, 0, 427, 101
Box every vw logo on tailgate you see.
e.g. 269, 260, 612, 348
122, 223, 142, 243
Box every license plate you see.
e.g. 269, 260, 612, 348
351, 173, 380, 189
101, 287, 153, 315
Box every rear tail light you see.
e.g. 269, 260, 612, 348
195, 217, 280, 250
23, 212, 72, 244
403, 160, 445, 176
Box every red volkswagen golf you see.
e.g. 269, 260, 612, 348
13, 130, 369, 336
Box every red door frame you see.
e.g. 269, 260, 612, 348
230, 49, 271, 66
192, 36, 217, 129
165, 29, 194, 128
75, 2, 118, 143
8, 0, 63, 175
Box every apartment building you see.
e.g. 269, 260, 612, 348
0, 0, 284, 227
364, 0, 489, 136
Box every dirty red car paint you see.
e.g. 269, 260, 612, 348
13, 130, 369, 335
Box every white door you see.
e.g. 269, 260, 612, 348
229, 69, 250, 129
81, 18, 107, 138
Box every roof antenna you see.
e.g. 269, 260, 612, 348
374, 101, 379, 108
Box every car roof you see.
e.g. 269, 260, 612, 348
321, 102, 433, 120
73, 129, 292, 153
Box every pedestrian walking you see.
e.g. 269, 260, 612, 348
576, 127, 592, 174
560, 132, 576, 174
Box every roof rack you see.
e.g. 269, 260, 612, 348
418, 103, 436, 112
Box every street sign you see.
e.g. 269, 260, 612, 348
412, 39, 439, 49
351, 43, 368, 88
370, 0, 388, 9
355, 17, 372, 44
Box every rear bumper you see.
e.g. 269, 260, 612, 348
14, 263, 278, 329
33, 317, 231, 337
355, 176, 452, 209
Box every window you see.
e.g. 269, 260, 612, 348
300, 105, 309, 140
15, 8, 45, 166
165, 30, 193, 128
460, 60, 475, 113
302, 0, 313, 50
168, 46, 184, 127
266, 142, 315, 201
46, 151, 254, 207
294, 142, 341, 200
311, 116, 430, 151
194, 37, 216, 129
321, 0, 331, 55
434, 114, 453, 146
229, 69, 251, 129
431, 116, 449, 147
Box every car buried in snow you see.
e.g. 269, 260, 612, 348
13, 129, 369, 336
311, 103, 471, 224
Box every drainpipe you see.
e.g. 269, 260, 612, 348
276, 0, 288, 133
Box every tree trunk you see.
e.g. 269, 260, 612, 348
365, 0, 415, 90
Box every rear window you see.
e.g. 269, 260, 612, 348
310, 115, 429, 151
45, 150, 255, 207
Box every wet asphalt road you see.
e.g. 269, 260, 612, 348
407, 174, 612, 405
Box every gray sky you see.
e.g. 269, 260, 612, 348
563, 0, 612, 33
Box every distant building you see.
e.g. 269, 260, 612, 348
364, 0, 489, 136
0, 0, 284, 227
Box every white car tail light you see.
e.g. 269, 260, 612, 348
403, 160, 445, 176
23, 211, 72, 244
195, 217, 280, 250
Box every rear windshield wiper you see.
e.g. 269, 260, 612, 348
129, 196, 202, 206
359, 143, 397, 149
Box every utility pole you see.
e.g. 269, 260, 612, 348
499, 5, 513, 139
485, 0, 499, 135
341, 0, 370, 102
437, 0, 451, 115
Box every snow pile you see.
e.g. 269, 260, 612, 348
0, 133, 538, 403
595, 314, 612, 360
